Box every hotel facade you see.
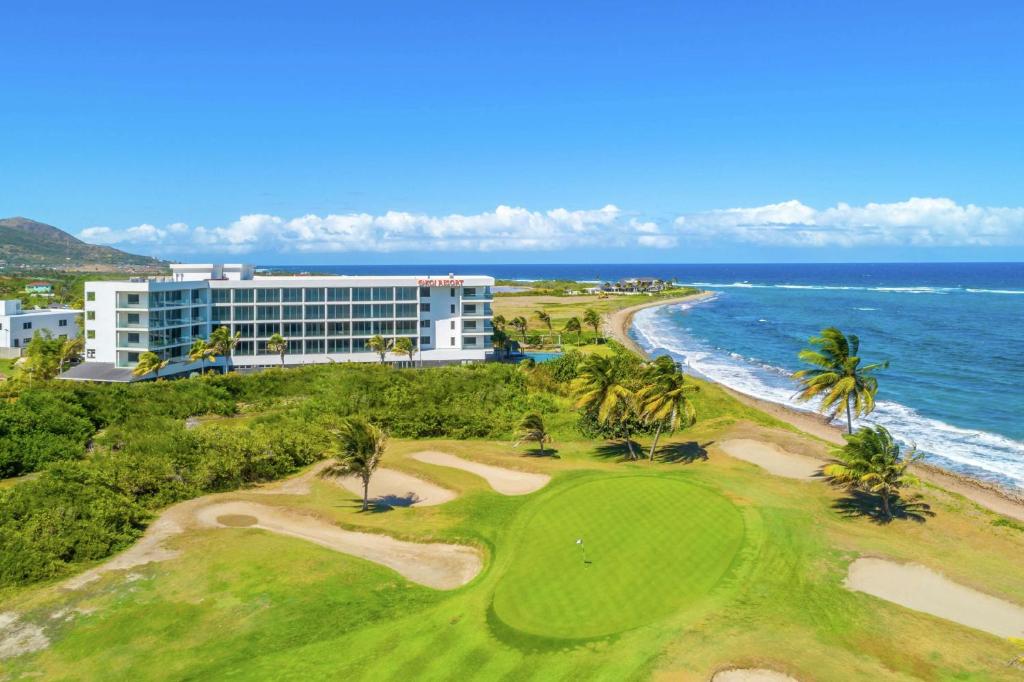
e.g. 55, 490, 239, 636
68, 264, 494, 381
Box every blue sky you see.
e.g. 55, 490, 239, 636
2, 1, 1023, 264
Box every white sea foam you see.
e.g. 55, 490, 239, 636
631, 304, 1024, 490
683, 282, 1024, 296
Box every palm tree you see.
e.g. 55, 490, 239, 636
510, 316, 528, 344
824, 425, 922, 521
535, 310, 552, 340
492, 314, 507, 332
189, 338, 212, 374
321, 417, 387, 511
563, 317, 582, 345
514, 413, 552, 456
132, 351, 169, 380
209, 326, 241, 371
572, 355, 640, 460
266, 333, 288, 367
392, 337, 415, 365
794, 327, 888, 434
367, 334, 392, 364
637, 356, 699, 461
57, 336, 84, 374
583, 308, 601, 342
492, 328, 510, 359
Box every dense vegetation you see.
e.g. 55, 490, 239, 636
0, 216, 163, 270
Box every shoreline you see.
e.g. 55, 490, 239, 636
604, 294, 1024, 523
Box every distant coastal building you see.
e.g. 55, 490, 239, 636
600, 278, 672, 294
0, 299, 80, 352
24, 281, 54, 295
63, 264, 495, 382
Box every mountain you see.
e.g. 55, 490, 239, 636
0, 217, 165, 271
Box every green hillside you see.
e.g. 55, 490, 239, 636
0, 217, 165, 271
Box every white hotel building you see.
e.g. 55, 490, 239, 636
63, 264, 494, 382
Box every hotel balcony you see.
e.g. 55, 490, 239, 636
461, 303, 493, 317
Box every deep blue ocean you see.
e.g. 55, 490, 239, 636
270, 263, 1024, 490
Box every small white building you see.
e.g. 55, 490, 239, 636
0, 300, 81, 352
63, 264, 496, 381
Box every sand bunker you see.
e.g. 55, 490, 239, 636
0, 612, 50, 660
718, 440, 822, 480
711, 670, 798, 682
195, 501, 482, 589
845, 557, 1024, 638
411, 451, 550, 495
331, 468, 457, 508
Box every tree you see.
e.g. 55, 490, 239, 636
392, 337, 415, 365
321, 417, 387, 511
510, 316, 529, 344
57, 336, 84, 374
583, 308, 601, 342
492, 314, 507, 332
514, 413, 552, 456
572, 354, 640, 460
794, 327, 888, 434
535, 310, 552, 335
208, 326, 241, 371
563, 317, 582, 345
367, 334, 392, 364
188, 338, 212, 374
491, 328, 510, 359
637, 356, 698, 461
18, 331, 61, 382
132, 351, 169, 380
266, 333, 288, 367
824, 425, 922, 521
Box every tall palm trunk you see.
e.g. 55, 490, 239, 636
880, 489, 892, 520
362, 474, 370, 511
624, 429, 637, 460
846, 396, 854, 434
279, 350, 285, 367
648, 421, 663, 461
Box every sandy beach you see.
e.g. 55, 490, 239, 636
605, 293, 1024, 523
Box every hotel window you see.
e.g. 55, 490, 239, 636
450, 320, 455, 330
464, 304, 477, 315
352, 287, 372, 301
464, 287, 476, 297
327, 304, 350, 319
327, 321, 350, 336
372, 321, 394, 335
256, 341, 272, 355
395, 303, 417, 318
396, 287, 417, 301
352, 304, 372, 319
419, 287, 431, 297
128, 313, 140, 324
305, 339, 325, 354
282, 305, 303, 320
396, 320, 417, 334
128, 333, 140, 344
463, 336, 478, 347
420, 335, 430, 346
327, 287, 350, 302
128, 352, 139, 362
420, 320, 430, 329
281, 322, 302, 337
304, 304, 325, 319
87, 311, 96, 320
59, 319, 68, 327
257, 323, 279, 337
372, 287, 393, 301
287, 339, 303, 354
233, 289, 254, 303
450, 288, 455, 297
234, 324, 254, 339
257, 288, 280, 303
304, 288, 325, 302
127, 293, 140, 305
352, 321, 372, 336
86, 349, 95, 359
211, 289, 231, 304
234, 306, 254, 321
327, 338, 350, 353
304, 322, 325, 337
86, 292, 96, 301
372, 303, 393, 318
191, 289, 206, 304
257, 305, 279, 320
234, 341, 253, 355
351, 338, 368, 352
450, 304, 456, 314
22, 321, 32, 330
282, 288, 302, 303
450, 336, 455, 346
420, 302, 430, 313
464, 320, 478, 331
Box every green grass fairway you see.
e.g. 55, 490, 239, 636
492, 475, 745, 639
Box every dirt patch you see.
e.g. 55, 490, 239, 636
195, 501, 482, 589
330, 468, 457, 508
411, 451, 550, 495
711, 669, 798, 682
845, 557, 1024, 638
217, 514, 258, 527
717, 439, 823, 480
0, 612, 50, 660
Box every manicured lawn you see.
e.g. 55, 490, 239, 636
493, 475, 745, 639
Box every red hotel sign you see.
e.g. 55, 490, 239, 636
417, 278, 465, 287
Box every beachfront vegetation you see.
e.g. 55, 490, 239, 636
514, 413, 552, 456
637, 355, 698, 461
795, 326, 888, 433
131, 351, 169, 379
321, 417, 387, 511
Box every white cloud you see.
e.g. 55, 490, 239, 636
675, 197, 1024, 247
637, 235, 678, 248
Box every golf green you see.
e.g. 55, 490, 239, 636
492, 475, 746, 639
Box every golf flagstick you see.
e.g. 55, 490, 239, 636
576, 538, 587, 566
